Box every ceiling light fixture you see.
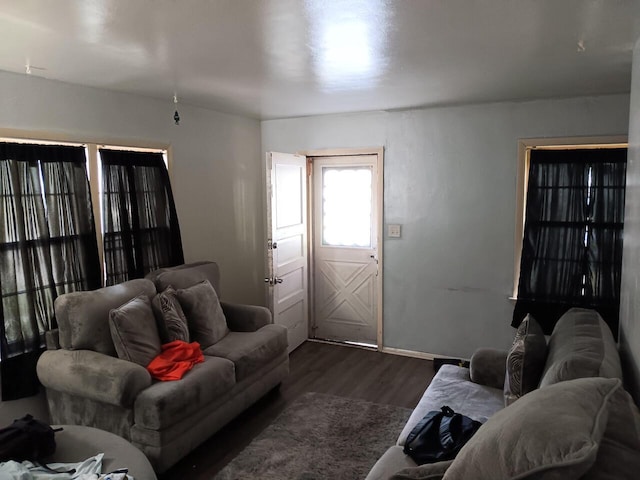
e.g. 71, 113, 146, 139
173, 94, 180, 125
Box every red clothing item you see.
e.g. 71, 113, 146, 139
147, 340, 204, 381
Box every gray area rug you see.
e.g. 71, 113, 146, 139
215, 392, 412, 480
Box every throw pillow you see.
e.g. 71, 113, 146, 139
504, 314, 547, 405
442, 377, 622, 480
55, 278, 157, 355
177, 279, 229, 348
109, 295, 162, 367
151, 286, 190, 344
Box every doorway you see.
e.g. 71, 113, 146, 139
265, 148, 383, 351
310, 154, 380, 347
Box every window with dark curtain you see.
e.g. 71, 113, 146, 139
513, 148, 627, 336
0, 142, 100, 400
100, 149, 183, 286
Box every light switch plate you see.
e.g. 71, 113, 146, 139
388, 224, 401, 238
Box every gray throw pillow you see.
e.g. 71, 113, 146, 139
504, 314, 547, 405
151, 286, 190, 343
177, 279, 229, 348
109, 295, 162, 367
443, 377, 622, 480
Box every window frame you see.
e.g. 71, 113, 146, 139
0, 129, 171, 285
513, 136, 628, 300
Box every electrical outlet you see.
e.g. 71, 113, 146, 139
388, 224, 401, 238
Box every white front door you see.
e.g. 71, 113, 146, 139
312, 154, 379, 345
265, 152, 309, 352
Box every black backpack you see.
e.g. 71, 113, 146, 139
403, 406, 482, 465
0, 414, 62, 463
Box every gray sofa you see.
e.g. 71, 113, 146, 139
367, 308, 640, 480
36, 261, 289, 473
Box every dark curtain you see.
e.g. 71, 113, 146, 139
100, 149, 183, 286
513, 148, 626, 336
0, 142, 100, 400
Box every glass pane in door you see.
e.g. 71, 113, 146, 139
275, 163, 303, 229
322, 166, 372, 247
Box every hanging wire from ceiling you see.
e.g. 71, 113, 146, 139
173, 94, 180, 125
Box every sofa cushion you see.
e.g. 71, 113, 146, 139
134, 355, 236, 430
581, 385, 640, 479
203, 324, 288, 381
539, 308, 622, 387
151, 286, 190, 344
397, 365, 503, 447
55, 278, 157, 355
391, 460, 453, 480
109, 295, 162, 367
149, 262, 221, 295
365, 446, 421, 480
504, 314, 547, 405
442, 377, 621, 480
177, 280, 229, 349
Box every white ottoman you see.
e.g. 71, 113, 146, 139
53, 425, 157, 480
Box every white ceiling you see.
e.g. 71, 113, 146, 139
1, 0, 639, 120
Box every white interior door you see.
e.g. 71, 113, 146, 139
312, 155, 379, 345
265, 152, 309, 352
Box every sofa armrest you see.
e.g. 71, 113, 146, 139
221, 302, 272, 332
469, 348, 508, 389
36, 349, 152, 408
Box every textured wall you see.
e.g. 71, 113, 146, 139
620, 37, 640, 404
0, 68, 635, 363
262, 95, 630, 358
0, 70, 263, 305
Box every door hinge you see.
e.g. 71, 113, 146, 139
307, 159, 313, 177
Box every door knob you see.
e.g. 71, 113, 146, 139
274, 277, 283, 284
267, 240, 278, 250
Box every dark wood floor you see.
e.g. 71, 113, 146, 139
161, 341, 435, 479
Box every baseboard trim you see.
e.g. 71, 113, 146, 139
307, 340, 459, 362
381, 347, 441, 360
307, 338, 377, 351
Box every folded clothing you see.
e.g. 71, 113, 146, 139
0, 452, 132, 479
147, 340, 204, 381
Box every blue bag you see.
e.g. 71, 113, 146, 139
403, 406, 482, 465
